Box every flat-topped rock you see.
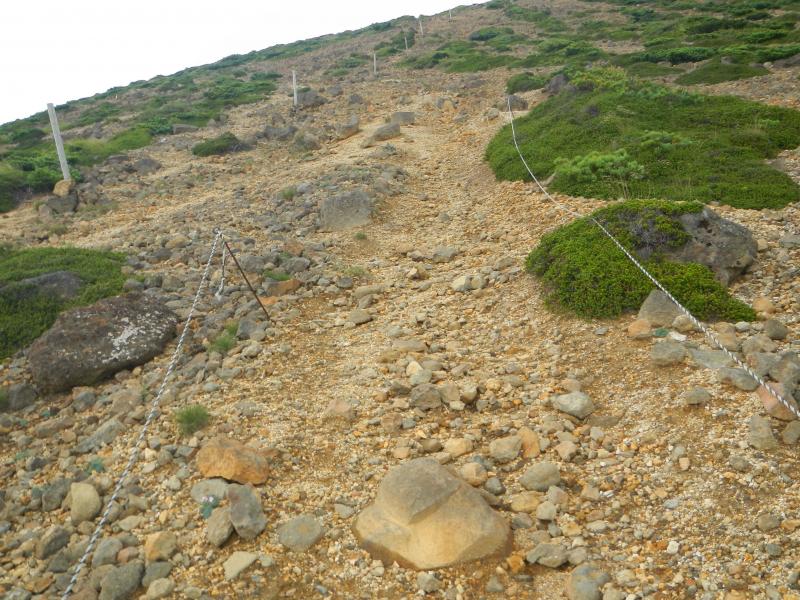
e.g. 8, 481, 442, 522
353, 458, 511, 569
196, 437, 270, 485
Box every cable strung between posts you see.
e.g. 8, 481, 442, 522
61, 230, 224, 600
505, 97, 799, 420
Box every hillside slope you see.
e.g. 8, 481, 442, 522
1, 1, 800, 599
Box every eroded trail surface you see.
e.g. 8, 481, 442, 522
2, 64, 800, 600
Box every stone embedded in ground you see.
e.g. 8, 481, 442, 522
627, 319, 651, 340
35, 526, 69, 560
195, 436, 270, 485
228, 483, 267, 540
756, 383, 799, 421
190, 479, 230, 504
206, 507, 234, 547
223, 551, 257, 580
277, 514, 325, 551
99, 561, 144, 600
28, 292, 177, 393
520, 461, 561, 492
336, 114, 360, 140
526, 542, 567, 568
717, 367, 758, 391
783, 421, 800, 445
144, 531, 177, 562
748, 415, 777, 450
323, 397, 356, 421
347, 309, 373, 325
93, 538, 124, 568
70, 482, 101, 524
353, 458, 511, 569
763, 318, 789, 340
683, 387, 711, 406
319, 190, 374, 231
362, 122, 401, 147
489, 435, 521, 463
553, 392, 595, 419
390, 111, 416, 125
146, 578, 174, 600
566, 563, 611, 600
638, 290, 682, 327
5, 383, 36, 411
650, 341, 687, 367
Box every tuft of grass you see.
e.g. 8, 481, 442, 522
192, 132, 246, 157
264, 269, 291, 281
353, 231, 368, 241
526, 199, 756, 321
675, 58, 768, 85
0, 247, 126, 360
208, 321, 238, 354
485, 68, 800, 209
279, 186, 297, 201
175, 405, 210, 436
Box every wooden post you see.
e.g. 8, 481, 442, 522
419, 16, 424, 37
373, 52, 377, 76
47, 103, 70, 181
292, 69, 298, 107
404, 32, 408, 51
449, 9, 452, 21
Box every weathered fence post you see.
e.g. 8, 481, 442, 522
419, 16, 424, 37
404, 32, 409, 51
292, 70, 298, 107
46, 103, 70, 181
373, 52, 377, 76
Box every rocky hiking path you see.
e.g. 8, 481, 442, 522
2, 66, 800, 600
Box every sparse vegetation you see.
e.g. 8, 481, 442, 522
526, 199, 756, 321
0, 247, 126, 360
264, 269, 291, 281
175, 405, 211, 436
192, 132, 246, 157
208, 321, 238, 354
485, 68, 800, 209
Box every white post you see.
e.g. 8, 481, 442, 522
373, 52, 377, 76
292, 69, 298, 107
449, 9, 452, 21
418, 16, 424, 36
404, 32, 408, 51
47, 103, 70, 181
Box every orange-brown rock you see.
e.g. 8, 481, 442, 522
196, 437, 270, 485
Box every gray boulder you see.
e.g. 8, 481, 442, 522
566, 563, 611, 600
46, 194, 78, 214
296, 90, 327, 109
99, 561, 144, 600
0, 271, 84, 304
27, 292, 177, 393
6, 383, 37, 410
292, 131, 321, 152
336, 115, 360, 140
277, 514, 324, 551
362, 122, 400, 147
319, 190, 373, 231
638, 289, 681, 327
667, 208, 756, 285
132, 157, 161, 174
228, 484, 266, 540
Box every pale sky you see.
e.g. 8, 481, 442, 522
0, 0, 460, 125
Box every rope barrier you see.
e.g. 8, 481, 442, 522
61, 230, 224, 599
505, 97, 799, 420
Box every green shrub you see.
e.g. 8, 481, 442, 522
0, 247, 125, 359
279, 186, 297, 200
638, 46, 716, 64
506, 72, 547, 94
624, 62, 684, 78
485, 70, 800, 209
208, 323, 238, 354
375, 29, 415, 57
66, 127, 152, 166
192, 133, 246, 157
175, 405, 210, 436
403, 40, 516, 72
525, 199, 756, 321
553, 150, 645, 196
675, 58, 768, 85
469, 26, 513, 41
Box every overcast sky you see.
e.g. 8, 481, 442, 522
0, 0, 459, 125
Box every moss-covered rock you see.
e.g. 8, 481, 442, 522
525, 199, 756, 321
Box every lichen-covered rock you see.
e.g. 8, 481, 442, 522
319, 190, 373, 231
28, 292, 176, 393
353, 458, 511, 569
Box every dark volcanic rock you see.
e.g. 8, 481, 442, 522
28, 292, 177, 393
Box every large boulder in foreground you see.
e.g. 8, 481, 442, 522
353, 458, 511, 569
28, 292, 177, 393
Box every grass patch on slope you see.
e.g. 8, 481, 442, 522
675, 58, 769, 84
485, 68, 800, 209
0, 247, 126, 360
192, 132, 247, 157
526, 199, 756, 321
